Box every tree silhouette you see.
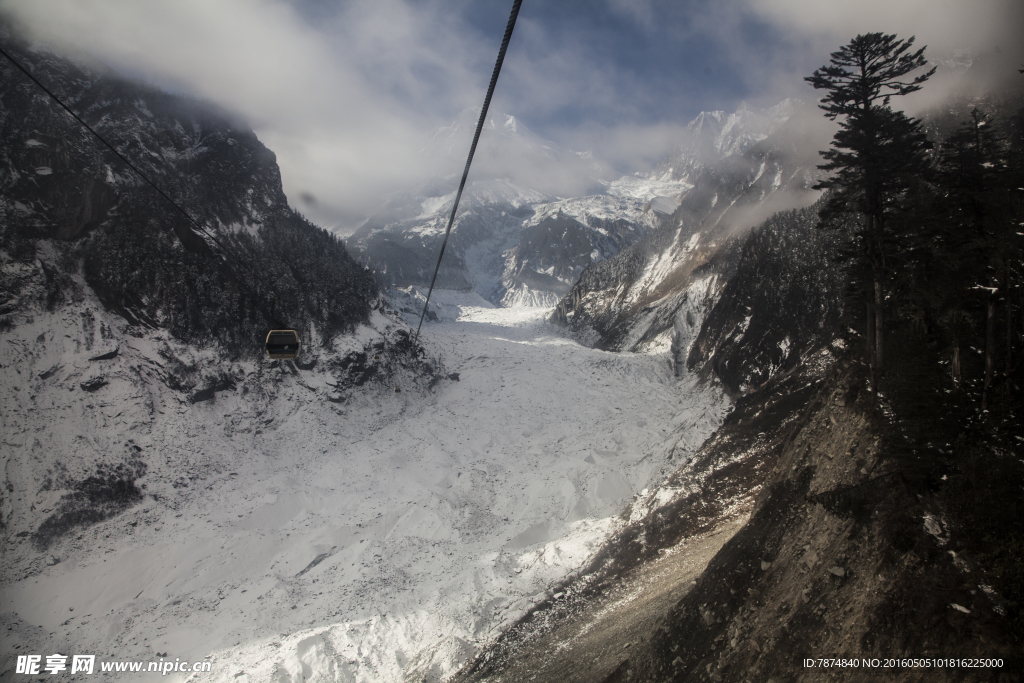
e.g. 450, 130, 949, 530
806, 33, 935, 391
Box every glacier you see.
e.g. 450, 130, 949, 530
0, 291, 728, 682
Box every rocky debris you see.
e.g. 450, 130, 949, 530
38, 363, 62, 379
188, 372, 238, 403
32, 459, 147, 550
88, 346, 119, 361
78, 376, 108, 392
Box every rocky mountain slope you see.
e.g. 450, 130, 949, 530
346, 109, 710, 308
681, 205, 846, 394
0, 25, 378, 358
551, 100, 832, 357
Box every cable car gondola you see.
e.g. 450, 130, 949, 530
265, 329, 301, 360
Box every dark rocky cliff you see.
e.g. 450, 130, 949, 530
684, 205, 845, 394
0, 28, 376, 356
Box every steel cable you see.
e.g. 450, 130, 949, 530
414, 0, 523, 342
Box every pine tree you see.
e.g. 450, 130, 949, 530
806, 33, 935, 391
935, 108, 1020, 409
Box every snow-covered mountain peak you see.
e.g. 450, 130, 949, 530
416, 108, 610, 202
500, 113, 520, 133
710, 99, 796, 157
427, 108, 548, 156
767, 97, 798, 118
689, 109, 728, 130
650, 99, 801, 182
414, 177, 550, 219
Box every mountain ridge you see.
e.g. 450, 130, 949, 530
0, 26, 383, 358
348, 100, 810, 311
550, 99, 830, 359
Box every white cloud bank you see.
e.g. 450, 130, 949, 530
2, 0, 1021, 231
746, 0, 1024, 112
1, 0, 492, 229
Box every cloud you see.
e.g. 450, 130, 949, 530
2, 0, 1020, 233
492, 13, 633, 124
550, 121, 693, 175
748, 0, 1023, 56
0, 0, 707, 228
605, 0, 656, 32
745, 0, 1024, 113
0, 0, 493, 229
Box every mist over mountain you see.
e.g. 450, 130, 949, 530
347, 98, 829, 312
348, 110, 657, 307
549, 97, 831, 362
422, 108, 613, 199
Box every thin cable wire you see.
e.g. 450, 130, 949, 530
414, 0, 522, 342
0, 43, 267, 294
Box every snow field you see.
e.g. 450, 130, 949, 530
0, 292, 727, 682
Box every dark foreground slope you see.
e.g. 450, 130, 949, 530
601, 358, 1021, 682
0, 25, 377, 356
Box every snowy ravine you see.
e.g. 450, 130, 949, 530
1, 292, 728, 683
